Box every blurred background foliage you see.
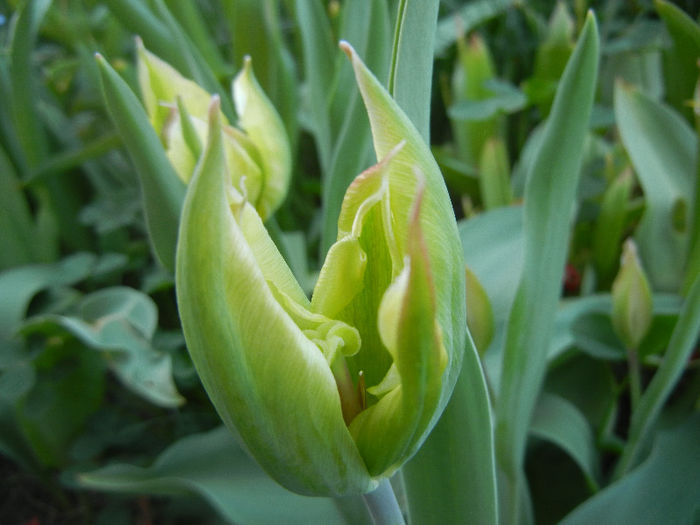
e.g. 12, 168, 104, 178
1, 0, 699, 524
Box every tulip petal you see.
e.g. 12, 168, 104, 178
341, 41, 465, 410
340, 42, 466, 470
349, 187, 446, 476
233, 57, 292, 218
137, 39, 216, 133
176, 98, 374, 496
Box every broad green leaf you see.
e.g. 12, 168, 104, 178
402, 342, 498, 525
16, 341, 104, 467
77, 426, 354, 524
614, 82, 695, 292
0, 361, 35, 403
458, 205, 524, 323
389, 0, 439, 141
21, 287, 184, 408
294, 0, 336, 172
0, 399, 39, 471
96, 54, 186, 272
561, 414, 700, 525
495, 14, 599, 522
0, 253, 97, 341
530, 393, 600, 490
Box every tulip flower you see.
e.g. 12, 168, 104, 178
137, 40, 290, 220
175, 42, 466, 496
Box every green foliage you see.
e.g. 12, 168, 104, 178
1, 1, 699, 524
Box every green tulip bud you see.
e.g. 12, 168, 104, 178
175, 43, 466, 496
136, 40, 290, 220
612, 239, 653, 349
465, 265, 494, 356
451, 33, 498, 167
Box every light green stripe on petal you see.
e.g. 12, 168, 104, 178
176, 97, 374, 496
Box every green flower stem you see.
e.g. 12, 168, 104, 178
627, 347, 642, 411
361, 479, 405, 525
614, 274, 700, 478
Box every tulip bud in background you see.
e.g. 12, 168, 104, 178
478, 137, 512, 210
137, 40, 291, 220
592, 167, 633, 284
612, 238, 653, 350
450, 32, 499, 168
175, 42, 467, 496
465, 265, 494, 357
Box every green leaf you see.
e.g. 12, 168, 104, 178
449, 79, 527, 122
163, 0, 229, 78
530, 393, 600, 490
9, 0, 52, 169
561, 414, 700, 525
321, 0, 391, 255
77, 426, 353, 524
389, 0, 439, 141
294, 0, 336, 172
458, 205, 524, 323
434, 0, 517, 56
16, 341, 105, 467
402, 343, 498, 525
21, 287, 184, 408
0, 253, 97, 341
96, 54, 186, 272
614, 82, 695, 292
0, 143, 44, 269
656, 0, 700, 120
494, 13, 599, 522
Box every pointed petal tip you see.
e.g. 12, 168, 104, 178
339, 40, 354, 60
209, 94, 221, 115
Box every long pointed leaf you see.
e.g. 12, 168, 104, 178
96, 54, 185, 272
388, 0, 440, 141
494, 13, 599, 522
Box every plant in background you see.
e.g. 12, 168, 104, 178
2, 1, 700, 524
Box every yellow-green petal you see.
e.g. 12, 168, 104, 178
176, 98, 374, 496
233, 57, 291, 219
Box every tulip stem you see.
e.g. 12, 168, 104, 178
362, 479, 405, 525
